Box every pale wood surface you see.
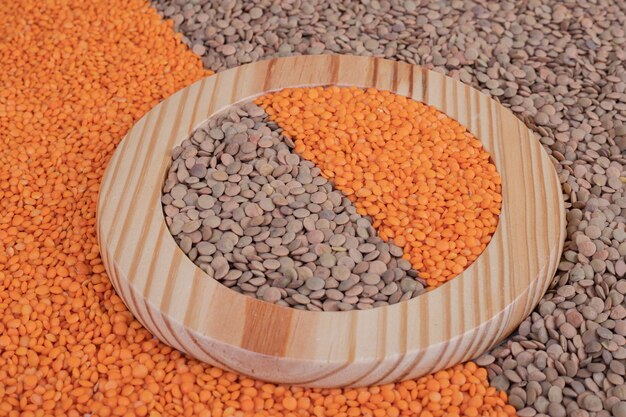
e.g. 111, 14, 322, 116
97, 55, 565, 388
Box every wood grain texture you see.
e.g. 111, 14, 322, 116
96, 55, 565, 388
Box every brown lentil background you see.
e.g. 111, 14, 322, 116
152, 0, 626, 416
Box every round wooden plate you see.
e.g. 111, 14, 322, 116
97, 55, 565, 388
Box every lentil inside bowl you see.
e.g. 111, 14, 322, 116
161, 86, 502, 311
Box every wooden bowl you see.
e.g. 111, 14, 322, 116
97, 55, 565, 388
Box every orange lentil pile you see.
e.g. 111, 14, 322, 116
0, 1, 517, 416
257, 87, 503, 288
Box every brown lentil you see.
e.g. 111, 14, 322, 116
163, 102, 424, 310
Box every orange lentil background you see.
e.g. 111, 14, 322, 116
257, 87, 502, 288
0, 0, 516, 416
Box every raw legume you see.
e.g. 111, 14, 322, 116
256, 86, 503, 288
163, 102, 424, 310
0, 0, 210, 415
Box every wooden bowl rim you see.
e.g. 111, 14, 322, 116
97, 55, 565, 387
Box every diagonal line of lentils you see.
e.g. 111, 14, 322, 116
162, 102, 425, 311
256, 86, 503, 288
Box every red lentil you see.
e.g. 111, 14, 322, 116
0, 1, 515, 416
257, 87, 503, 288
